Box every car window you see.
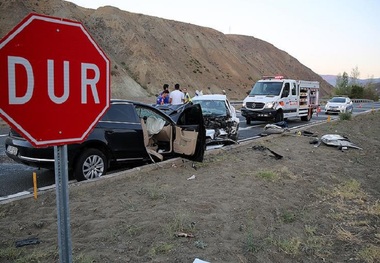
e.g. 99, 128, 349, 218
330, 97, 346, 103
135, 105, 169, 123
292, 83, 297, 95
192, 100, 227, 116
101, 103, 139, 123
249, 82, 282, 96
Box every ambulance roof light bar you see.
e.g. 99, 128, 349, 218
262, 75, 286, 80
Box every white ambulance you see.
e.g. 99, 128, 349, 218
241, 76, 319, 124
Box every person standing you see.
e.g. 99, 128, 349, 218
160, 84, 170, 104
156, 90, 169, 105
183, 87, 192, 103
169, 83, 184, 105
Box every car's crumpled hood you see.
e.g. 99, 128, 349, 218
203, 115, 238, 145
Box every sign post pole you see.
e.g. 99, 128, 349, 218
54, 145, 72, 263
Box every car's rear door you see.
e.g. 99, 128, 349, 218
99, 102, 146, 161
173, 104, 206, 162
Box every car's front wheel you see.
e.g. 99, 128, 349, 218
74, 148, 108, 181
229, 124, 239, 141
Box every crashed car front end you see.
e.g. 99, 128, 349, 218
203, 115, 239, 145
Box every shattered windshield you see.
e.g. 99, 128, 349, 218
249, 82, 283, 96
192, 100, 227, 117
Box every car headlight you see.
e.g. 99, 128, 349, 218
265, 102, 274, 109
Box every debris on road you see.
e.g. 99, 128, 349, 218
261, 123, 289, 135
176, 232, 195, 238
193, 258, 210, 263
15, 237, 40, 247
187, 175, 196, 180
252, 145, 283, 159
320, 134, 362, 150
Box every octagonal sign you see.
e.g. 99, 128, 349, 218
0, 13, 110, 147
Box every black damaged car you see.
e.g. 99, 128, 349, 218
5, 99, 206, 181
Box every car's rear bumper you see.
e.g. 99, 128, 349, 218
5, 137, 55, 169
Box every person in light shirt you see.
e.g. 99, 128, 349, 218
169, 83, 184, 105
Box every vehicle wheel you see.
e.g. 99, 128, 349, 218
274, 111, 283, 122
74, 148, 108, 181
229, 125, 239, 141
246, 118, 251, 125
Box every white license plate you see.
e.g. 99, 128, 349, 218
6, 145, 18, 155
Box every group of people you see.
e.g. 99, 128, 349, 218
156, 83, 191, 105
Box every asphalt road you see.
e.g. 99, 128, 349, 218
0, 102, 378, 198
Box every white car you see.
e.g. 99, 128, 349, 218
325, 97, 353, 114
191, 94, 240, 144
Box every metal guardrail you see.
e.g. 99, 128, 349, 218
351, 99, 374, 103
231, 99, 375, 106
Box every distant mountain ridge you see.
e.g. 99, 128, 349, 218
0, 0, 333, 100
320, 75, 380, 87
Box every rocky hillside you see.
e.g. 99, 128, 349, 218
0, 0, 333, 101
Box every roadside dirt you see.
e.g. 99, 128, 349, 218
0, 112, 379, 263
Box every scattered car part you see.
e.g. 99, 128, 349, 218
15, 237, 40, 247
252, 145, 283, 159
320, 134, 362, 150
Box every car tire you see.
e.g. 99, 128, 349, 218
246, 118, 251, 125
74, 148, 108, 181
229, 124, 239, 141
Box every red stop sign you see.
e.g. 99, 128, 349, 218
0, 13, 110, 147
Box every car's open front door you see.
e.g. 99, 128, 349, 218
173, 104, 206, 162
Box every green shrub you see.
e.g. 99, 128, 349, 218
339, 112, 352, 121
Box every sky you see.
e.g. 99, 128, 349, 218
68, 0, 380, 79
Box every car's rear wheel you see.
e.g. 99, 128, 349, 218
74, 148, 108, 181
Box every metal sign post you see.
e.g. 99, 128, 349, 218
54, 145, 72, 263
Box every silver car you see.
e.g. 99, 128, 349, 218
324, 97, 353, 114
